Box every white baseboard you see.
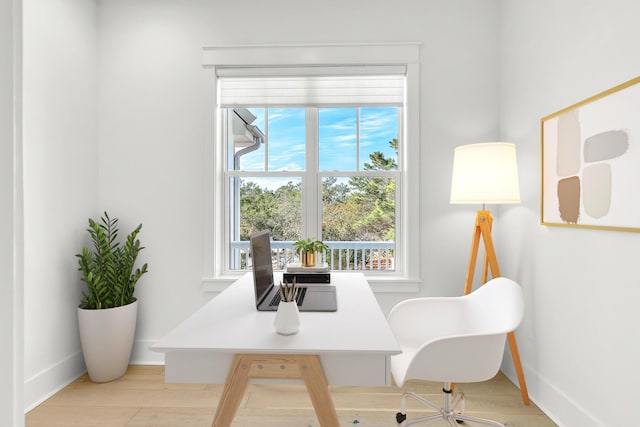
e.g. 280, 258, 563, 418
24, 351, 86, 413
131, 339, 164, 365
501, 362, 606, 427
24, 339, 164, 413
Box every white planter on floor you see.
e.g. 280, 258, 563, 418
274, 301, 300, 335
77, 299, 138, 383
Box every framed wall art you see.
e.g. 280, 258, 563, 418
541, 76, 640, 232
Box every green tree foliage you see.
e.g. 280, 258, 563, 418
240, 181, 275, 239
240, 138, 397, 243
344, 138, 397, 241
240, 180, 301, 241
272, 182, 302, 240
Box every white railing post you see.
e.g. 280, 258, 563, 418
231, 240, 395, 272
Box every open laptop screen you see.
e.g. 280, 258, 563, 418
250, 230, 274, 306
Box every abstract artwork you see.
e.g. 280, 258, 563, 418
541, 76, 640, 231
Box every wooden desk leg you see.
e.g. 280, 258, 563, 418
297, 355, 340, 427
211, 355, 250, 427
211, 354, 340, 427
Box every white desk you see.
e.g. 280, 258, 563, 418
151, 272, 400, 426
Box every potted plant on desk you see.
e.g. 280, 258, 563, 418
75, 212, 148, 382
293, 237, 329, 267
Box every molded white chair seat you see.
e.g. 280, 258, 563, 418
388, 277, 524, 426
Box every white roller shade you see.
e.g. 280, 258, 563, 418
217, 66, 406, 108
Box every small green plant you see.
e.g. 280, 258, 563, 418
293, 237, 329, 255
293, 237, 329, 267
76, 212, 148, 309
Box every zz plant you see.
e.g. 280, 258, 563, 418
76, 212, 148, 309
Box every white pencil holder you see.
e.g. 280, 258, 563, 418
274, 301, 300, 335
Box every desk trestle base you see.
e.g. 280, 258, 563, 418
212, 354, 340, 427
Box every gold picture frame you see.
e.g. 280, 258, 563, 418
541, 76, 640, 232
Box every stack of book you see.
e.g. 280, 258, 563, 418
284, 263, 331, 283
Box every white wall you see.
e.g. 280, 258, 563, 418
1, 1, 23, 425
26, 2, 639, 426
22, 0, 99, 411
96, 0, 501, 364
498, 1, 640, 426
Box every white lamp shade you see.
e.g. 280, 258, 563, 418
450, 142, 521, 204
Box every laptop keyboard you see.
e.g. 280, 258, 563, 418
269, 287, 307, 307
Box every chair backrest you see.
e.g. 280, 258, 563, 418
396, 277, 524, 385
463, 277, 524, 335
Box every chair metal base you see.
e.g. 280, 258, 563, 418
396, 383, 505, 427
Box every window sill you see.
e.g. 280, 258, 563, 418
201, 273, 420, 294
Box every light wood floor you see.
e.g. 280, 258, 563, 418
26, 365, 556, 426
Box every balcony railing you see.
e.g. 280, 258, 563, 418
230, 240, 395, 272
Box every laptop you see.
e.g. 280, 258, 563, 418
250, 230, 337, 312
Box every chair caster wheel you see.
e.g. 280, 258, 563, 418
396, 412, 407, 424
456, 420, 465, 424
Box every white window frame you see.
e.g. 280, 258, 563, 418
202, 43, 421, 293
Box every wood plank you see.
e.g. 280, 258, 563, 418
26, 365, 557, 427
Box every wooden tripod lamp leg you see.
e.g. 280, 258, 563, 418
464, 210, 530, 405
508, 332, 530, 405
463, 216, 482, 296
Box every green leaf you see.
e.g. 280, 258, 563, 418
75, 212, 148, 309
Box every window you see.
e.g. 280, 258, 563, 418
225, 106, 400, 273
202, 44, 420, 291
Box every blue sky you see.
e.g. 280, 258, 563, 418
241, 107, 398, 172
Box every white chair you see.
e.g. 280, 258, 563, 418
388, 277, 524, 427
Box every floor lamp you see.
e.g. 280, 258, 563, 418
450, 142, 530, 405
